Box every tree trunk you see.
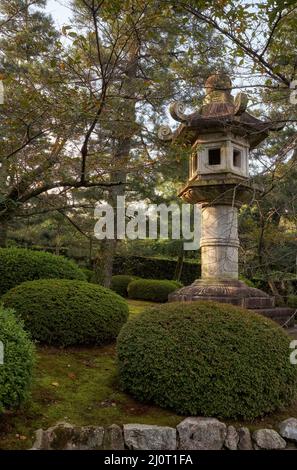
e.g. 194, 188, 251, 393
0, 220, 8, 247
89, 238, 93, 268
95, 39, 139, 287
268, 279, 285, 306
174, 244, 184, 281
94, 239, 117, 287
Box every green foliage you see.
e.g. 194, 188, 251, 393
2, 279, 129, 347
127, 279, 182, 302
117, 301, 297, 420
250, 276, 297, 298
239, 275, 256, 288
111, 275, 139, 297
0, 307, 35, 413
113, 255, 200, 284
80, 267, 94, 282
287, 295, 297, 309
0, 248, 86, 296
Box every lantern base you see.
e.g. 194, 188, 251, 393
168, 279, 296, 326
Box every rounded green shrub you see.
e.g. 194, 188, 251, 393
0, 307, 35, 412
127, 279, 182, 302
117, 301, 297, 420
2, 279, 129, 347
111, 275, 139, 297
0, 248, 86, 296
80, 267, 94, 282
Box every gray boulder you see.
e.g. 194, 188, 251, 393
237, 427, 253, 450
123, 424, 176, 450
31, 428, 48, 450
224, 425, 239, 450
31, 422, 104, 450
253, 429, 286, 450
177, 417, 227, 450
279, 418, 297, 442
103, 424, 125, 450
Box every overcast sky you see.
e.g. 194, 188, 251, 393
46, 0, 72, 27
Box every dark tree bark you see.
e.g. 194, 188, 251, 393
94, 39, 139, 287
268, 279, 285, 306
95, 238, 117, 287
0, 219, 8, 247
174, 244, 184, 282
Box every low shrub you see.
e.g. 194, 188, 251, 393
117, 301, 297, 420
127, 279, 182, 302
2, 279, 129, 347
80, 267, 94, 282
111, 275, 139, 297
113, 255, 200, 284
0, 307, 35, 412
0, 248, 86, 296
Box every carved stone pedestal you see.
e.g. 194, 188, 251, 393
168, 279, 296, 326
169, 279, 273, 308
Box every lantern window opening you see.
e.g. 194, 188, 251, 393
208, 148, 221, 166
233, 148, 242, 168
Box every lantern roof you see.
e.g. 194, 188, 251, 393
158, 72, 284, 149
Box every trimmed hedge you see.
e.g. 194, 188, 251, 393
0, 248, 86, 296
113, 256, 200, 285
2, 279, 129, 347
117, 301, 297, 420
127, 279, 182, 302
0, 307, 35, 412
111, 275, 139, 297
80, 267, 94, 282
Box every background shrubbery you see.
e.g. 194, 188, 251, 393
127, 279, 182, 302
113, 255, 200, 285
111, 275, 139, 297
117, 301, 297, 419
287, 295, 297, 309
80, 267, 94, 282
0, 307, 35, 412
0, 248, 86, 296
2, 279, 129, 347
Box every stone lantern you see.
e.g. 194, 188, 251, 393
159, 72, 293, 323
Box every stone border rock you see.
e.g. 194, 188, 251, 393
31, 417, 297, 450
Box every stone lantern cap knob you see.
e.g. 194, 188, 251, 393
204, 72, 232, 95
203, 72, 234, 107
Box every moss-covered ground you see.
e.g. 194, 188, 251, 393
0, 299, 297, 449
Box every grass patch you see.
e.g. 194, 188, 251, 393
0, 299, 297, 449
126, 299, 161, 315
0, 299, 177, 450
